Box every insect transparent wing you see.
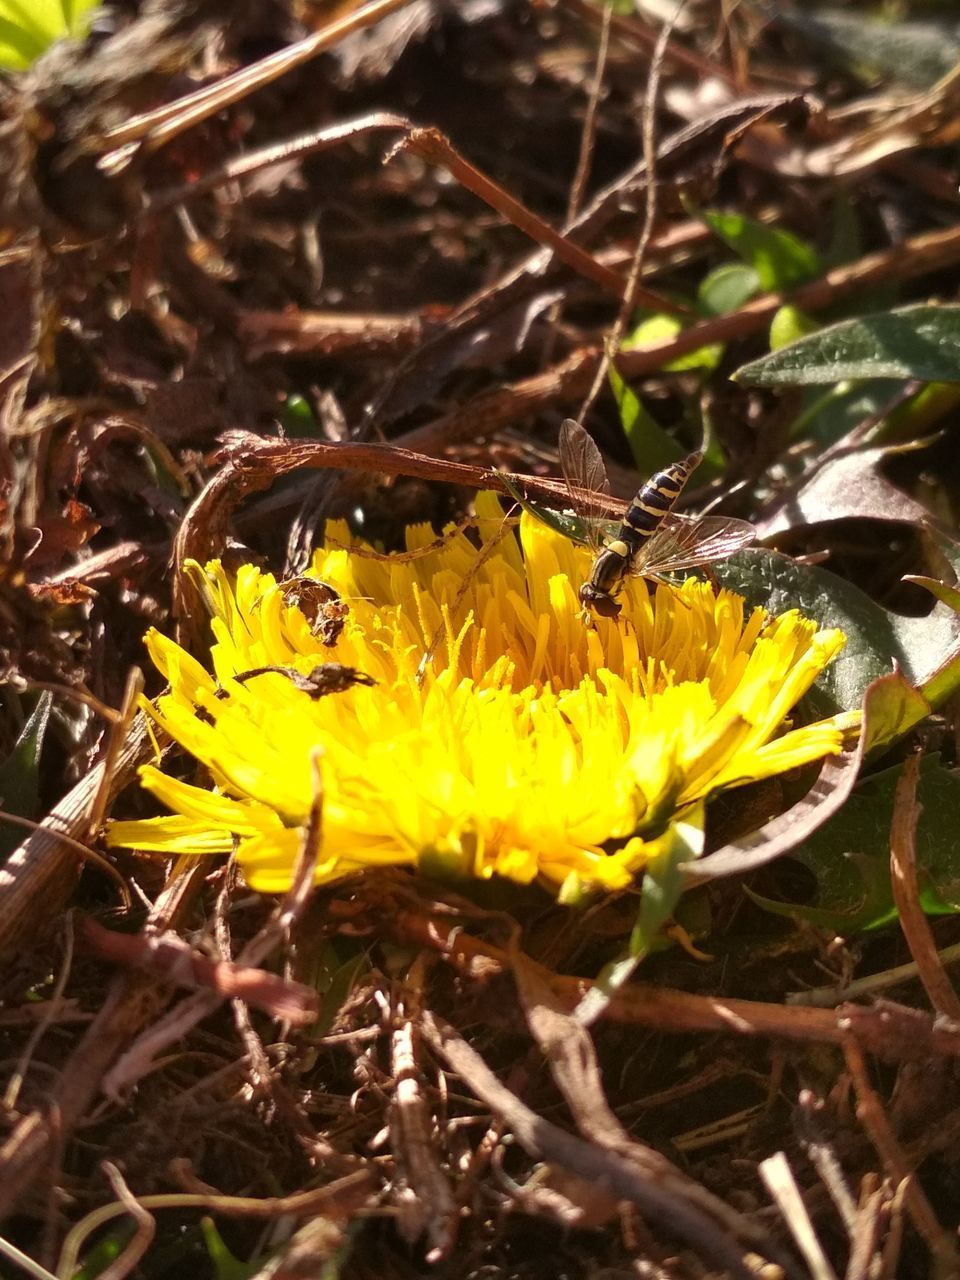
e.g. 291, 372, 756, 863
558, 419, 608, 498
558, 418, 610, 549
633, 514, 756, 577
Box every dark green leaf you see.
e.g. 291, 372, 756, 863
71, 1227, 132, 1279
712, 549, 960, 716
789, 380, 916, 447
748, 755, 960, 933
773, 9, 960, 90
0, 692, 52, 858
735, 305, 960, 386
280, 393, 318, 438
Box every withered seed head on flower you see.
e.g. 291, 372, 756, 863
107, 494, 859, 903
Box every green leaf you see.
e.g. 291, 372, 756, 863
788, 380, 906, 446
769, 305, 819, 352
306, 939, 370, 1040
624, 313, 722, 373
280, 393, 318, 438
201, 1219, 264, 1280
712, 549, 960, 718
697, 262, 760, 317
824, 194, 861, 270
748, 755, 960, 934
699, 209, 822, 291
0, 0, 97, 69
71, 1227, 132, 1279
903, 574, 960, 710
735, 305, 960, 386
908, 576, 960, 619
878, 381, 960, 445
688, 669, 916, 884
0, 19, 47, 68
0, 693, 52, 858
607, 359, 685, 474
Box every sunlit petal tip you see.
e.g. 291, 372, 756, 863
108, 494, 856, 899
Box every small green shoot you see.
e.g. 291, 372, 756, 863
0, 0, 98, 70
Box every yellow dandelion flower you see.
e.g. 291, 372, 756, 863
107, 495, 859, 902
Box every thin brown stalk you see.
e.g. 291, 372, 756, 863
389, 970, 457, 1261
844, 1178, 887, 1280
560, 0, 742, 87
4, 914, 75, 1111
395, 222, 960, 455
56, 1170, 373, 1279
99, 751, 326, 1100
92, 1163, 156, 1280
391, 127, 685, 313
843, 1038, 960, 1275
579, 3, 676, 421
384, 902, 960, 1063
889, 754, 960, 1019
97, 0, 415, 162
567, 3, 613, 223
147, 112, 410, 214
0, 857, 210, 1218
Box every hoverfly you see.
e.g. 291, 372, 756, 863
556, 419, 755, 618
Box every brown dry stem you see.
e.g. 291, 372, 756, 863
889, 752, 960, 1020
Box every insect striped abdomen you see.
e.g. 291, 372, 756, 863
621, 453, 701, 548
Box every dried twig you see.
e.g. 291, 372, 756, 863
421, 1010, 795, 1280
844, 1176, 889, 1280
889, 753, 960, 1020
0, 715, 150, 960
0, 861, 207, 1220
170, 435, 622, 642
77, 915, 319, 1025
56, 1170, 373, 1279
510, 949, 795, 1268
579, 1, 676, 421
395, 222, 960, 457
389, 962, 457, 1261
566, 3, 613, 223
389, 128, 684, 313
843, 1037, 960, 1275
4, 914, 75, 1112
387, 902, 960, 1063
97, 0, 416, 163
92, 1162, 156, 1280
100, 751, 326, 1099
759, 1152, 838, 1280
